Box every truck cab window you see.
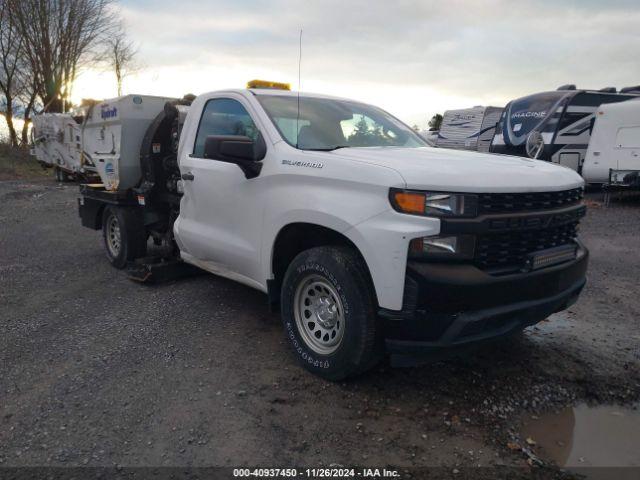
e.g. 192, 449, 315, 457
193, 98, 259, 157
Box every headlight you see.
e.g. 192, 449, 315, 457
409, 234, 475, 260
389, 189, 478, 217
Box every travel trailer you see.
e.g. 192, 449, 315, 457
435, 106, 503, 153
31, 113, 84, 181
582, 100, 640, 186
490, 85, 640, 173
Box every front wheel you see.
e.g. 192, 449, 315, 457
101, 206, 147, 269
280, 246, 382, 380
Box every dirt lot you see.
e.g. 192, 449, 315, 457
1, 166, 639, 478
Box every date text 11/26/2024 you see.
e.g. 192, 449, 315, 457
233, 468, 401, 478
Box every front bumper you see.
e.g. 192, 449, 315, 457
381, 245, 588, 365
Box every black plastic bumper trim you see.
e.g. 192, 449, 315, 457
386, 277, 584, 351
380, 245, 587, 319
379, 244, 588, 365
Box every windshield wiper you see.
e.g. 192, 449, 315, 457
302, 145, 351, 151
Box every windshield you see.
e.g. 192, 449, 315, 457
256, 94, 427, 150
502, 92, 570, 145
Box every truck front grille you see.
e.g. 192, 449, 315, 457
478, 188, 583, 215
475, 221, 579, 273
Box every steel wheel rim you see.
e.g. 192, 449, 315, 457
106, 214, 121, 257
293, 274, 345, 355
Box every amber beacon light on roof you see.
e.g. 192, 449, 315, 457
246, 79, 291, 90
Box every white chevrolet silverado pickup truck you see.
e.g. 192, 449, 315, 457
77, 81, 588, 380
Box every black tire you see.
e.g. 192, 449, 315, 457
280, 246, 382, 381
101, 206, 147, 269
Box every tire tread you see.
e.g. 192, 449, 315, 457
281, 245, 381, 380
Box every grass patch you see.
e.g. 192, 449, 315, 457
0, 143, 50, 181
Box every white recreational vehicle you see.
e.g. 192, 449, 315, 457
490, 85, 640, 173
31, 113, 84, 181
435, 106, 503, 153
582, 100, 640, 187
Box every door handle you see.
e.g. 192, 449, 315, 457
181, 172, 194, 181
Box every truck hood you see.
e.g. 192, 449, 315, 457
331, 147, 584, 192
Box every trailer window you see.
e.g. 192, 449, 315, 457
193, 98, 259, 158
615, 126, 640, 148
502, 92, 567, 145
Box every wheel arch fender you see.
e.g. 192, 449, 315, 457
266, 213, 379, 308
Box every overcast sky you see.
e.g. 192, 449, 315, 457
72, 0, 640, 128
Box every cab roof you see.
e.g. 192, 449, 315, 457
247, 88, 365, 104
196, 88, 378, 110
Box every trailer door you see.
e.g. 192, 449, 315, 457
615, 125, 640, 171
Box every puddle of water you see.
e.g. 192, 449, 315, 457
521, 404, 640, 478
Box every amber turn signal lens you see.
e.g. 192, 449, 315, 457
392, 191, 425, 214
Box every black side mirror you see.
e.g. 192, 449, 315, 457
204, 133, 267, 179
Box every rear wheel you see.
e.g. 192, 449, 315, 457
280, 246, 382, 381
101, 206, 147, 269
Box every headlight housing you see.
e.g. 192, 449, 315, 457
389, 189, 478, 217
409, 234, 475, 260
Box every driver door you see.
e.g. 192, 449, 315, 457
176, 95, 266, 288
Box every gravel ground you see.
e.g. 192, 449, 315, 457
1, 178, 639, 478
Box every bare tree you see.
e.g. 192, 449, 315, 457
9, 0, 117, 113
18, 76, 40, 146
107, 24, 137, 96
0, 0, 25, 145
